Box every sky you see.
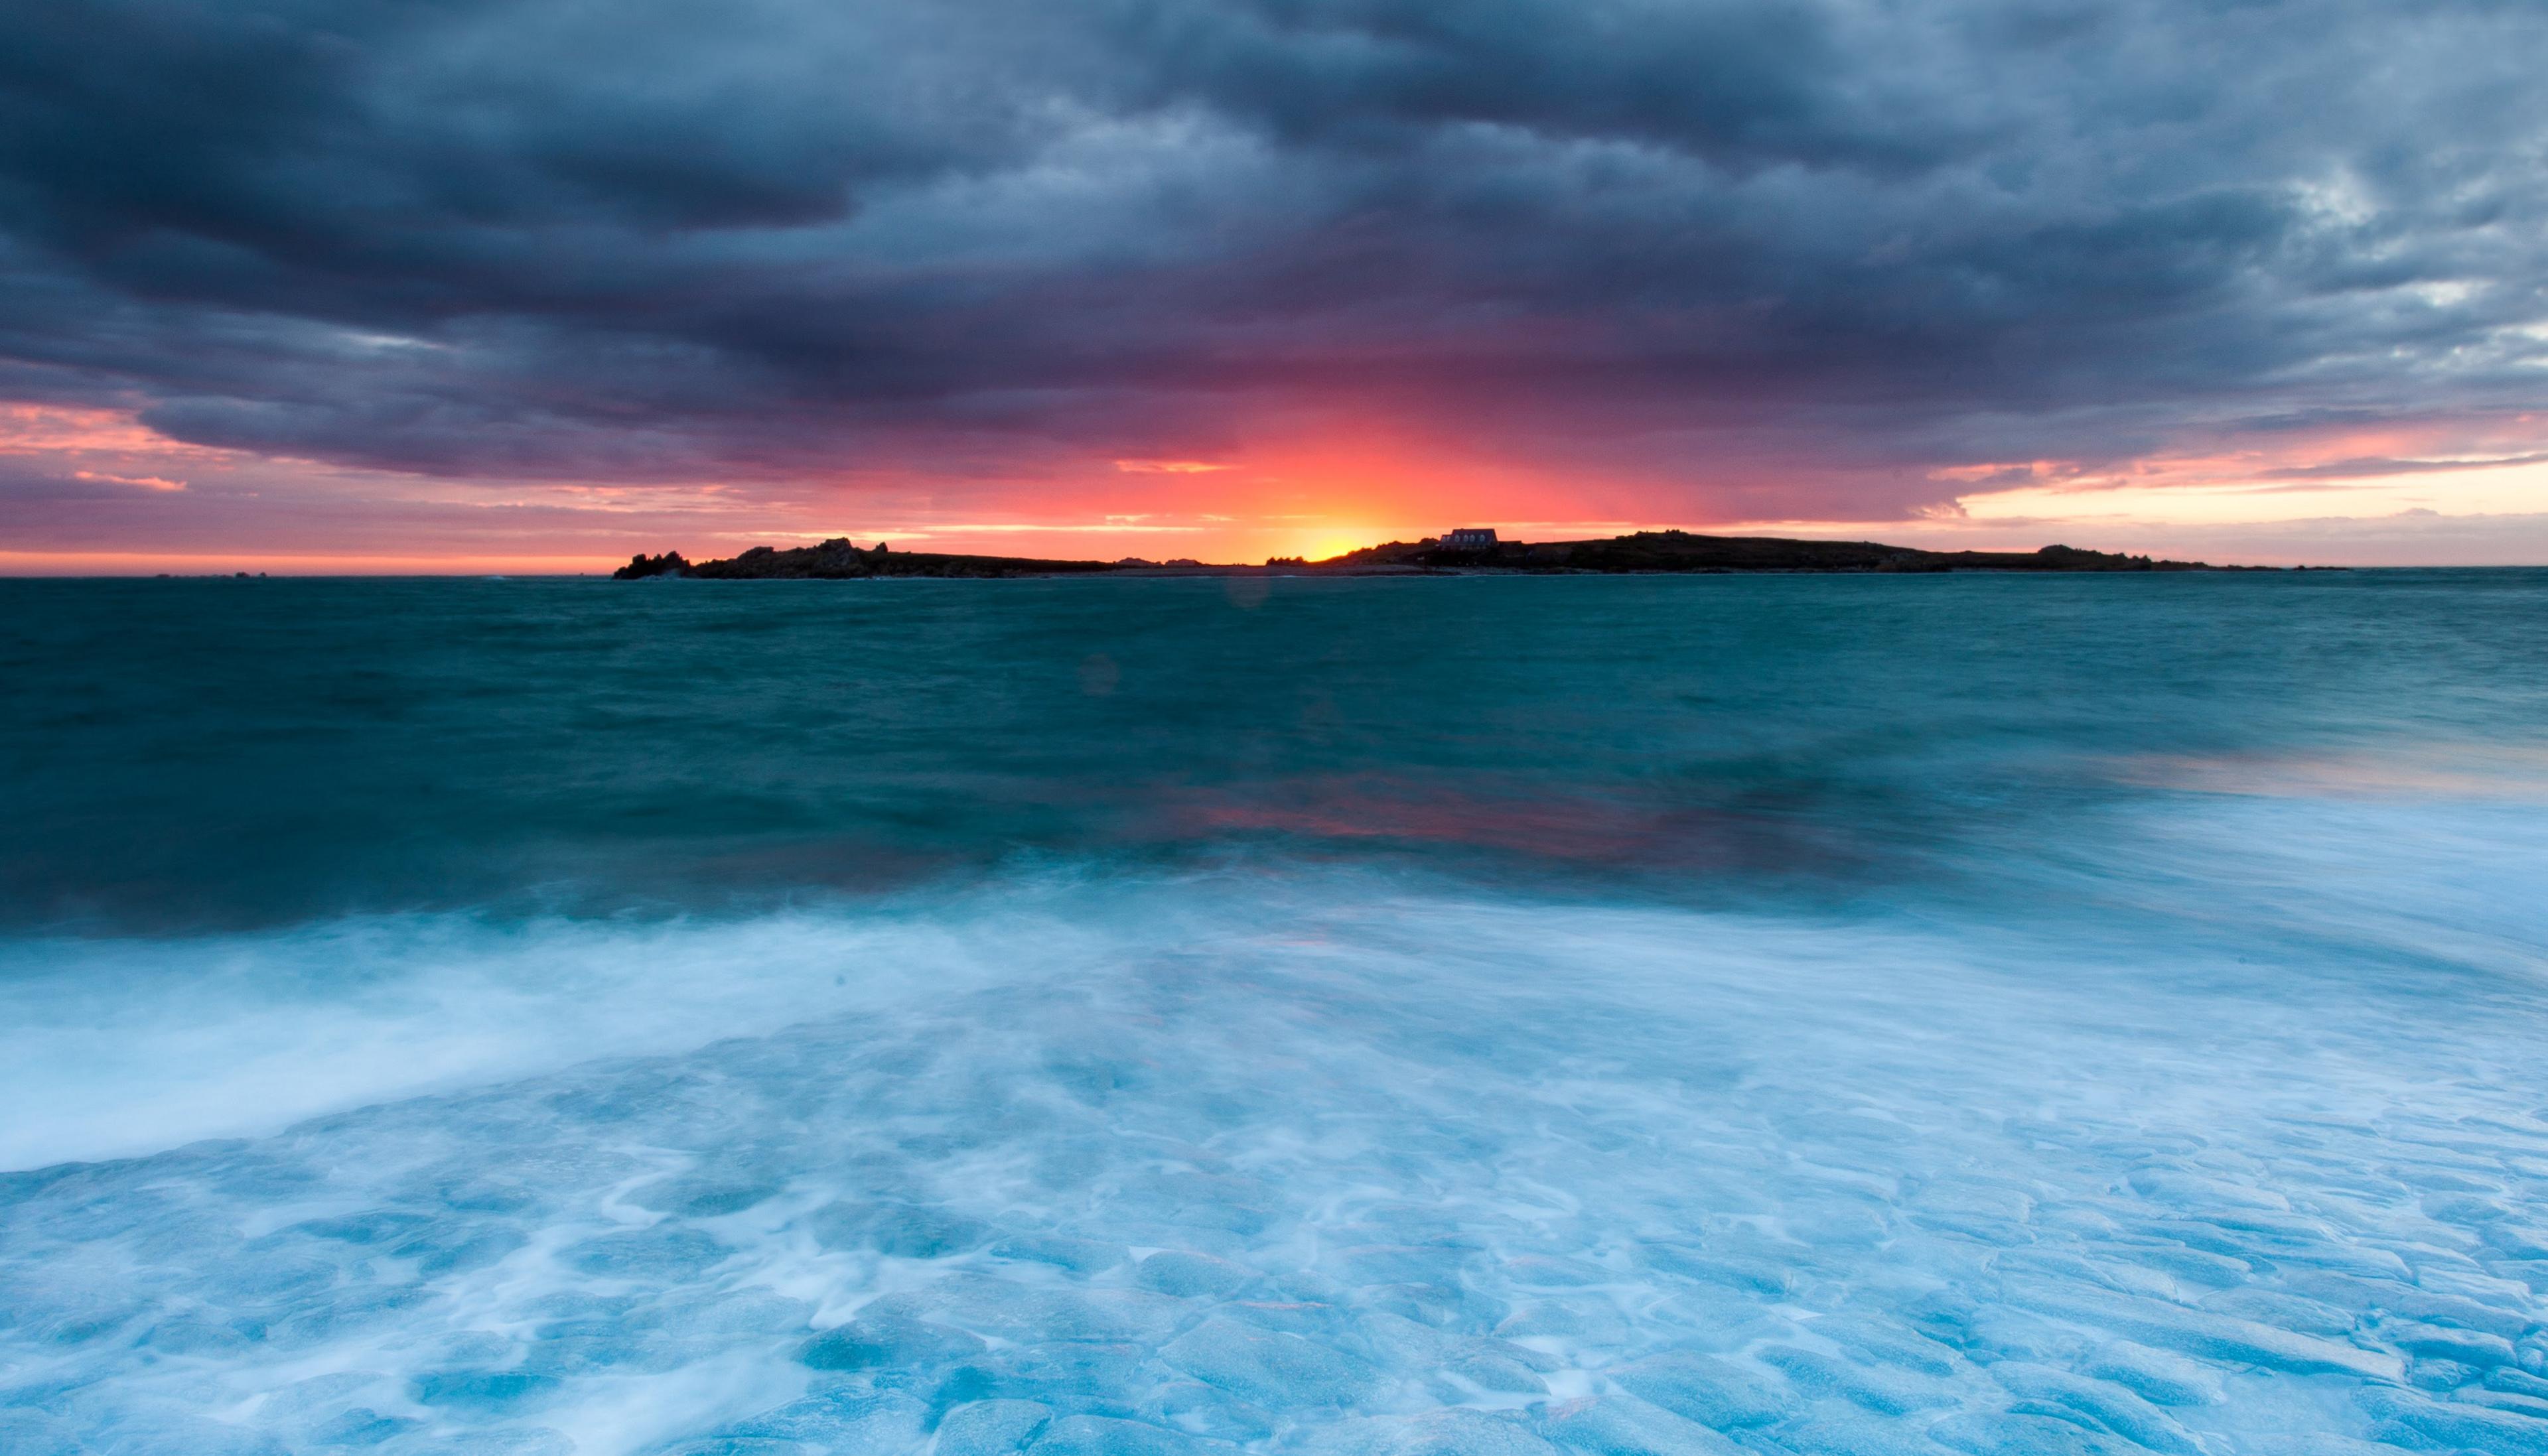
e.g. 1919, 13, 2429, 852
3, 0, 2546, 571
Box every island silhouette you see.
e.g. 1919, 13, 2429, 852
614, 529, 2277, 580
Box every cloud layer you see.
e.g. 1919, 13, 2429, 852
3, 0, 2545, 535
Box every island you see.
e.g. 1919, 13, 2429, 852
614, 541, 1115, 580
613, 530, 2276, 580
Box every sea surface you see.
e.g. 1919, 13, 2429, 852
4, 570, 2547, 1456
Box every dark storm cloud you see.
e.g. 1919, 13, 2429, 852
1, 0, 2543, 507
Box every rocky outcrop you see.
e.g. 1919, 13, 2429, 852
612, 551, 691, 579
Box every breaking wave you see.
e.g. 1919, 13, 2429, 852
6, 791, 2547, 1455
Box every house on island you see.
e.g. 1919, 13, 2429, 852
1442, 527, 1498, 550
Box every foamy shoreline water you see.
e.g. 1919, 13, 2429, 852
5, 572, 2545, 1454
6, 848, 2548, 1455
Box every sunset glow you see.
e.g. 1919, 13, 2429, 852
1, 2, 2543, 570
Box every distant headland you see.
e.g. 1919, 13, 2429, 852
616, 529, 2287, 580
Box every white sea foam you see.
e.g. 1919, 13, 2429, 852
3, 791, 2546, 1455
0, 902, 1061, 1172
0, 874, 1458, 1175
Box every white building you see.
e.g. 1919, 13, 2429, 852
1442, 527, 1498, 550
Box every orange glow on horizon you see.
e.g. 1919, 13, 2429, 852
2, 395, 2544, 572
1292, 527, 1385, 562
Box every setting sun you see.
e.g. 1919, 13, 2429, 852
1293, 527, 1383, 562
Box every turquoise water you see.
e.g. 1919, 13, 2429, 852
4, 572, 2547, 1455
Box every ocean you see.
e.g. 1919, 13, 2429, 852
3, 570, 2545, 1456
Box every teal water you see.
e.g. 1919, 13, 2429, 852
3, 572, 2547, 1455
